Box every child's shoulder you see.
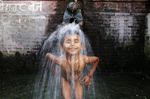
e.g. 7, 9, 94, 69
58, 56, 68, 65
80, 55, 91, 64
60, 56, 67, 60
80, 55, 88, 60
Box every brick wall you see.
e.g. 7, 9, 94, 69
83, 0, 147, 70
145, 11, 150, 58
0, 0, 149, 71
0, 1, 65, 55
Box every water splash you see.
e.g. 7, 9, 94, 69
33, 23, 96, 99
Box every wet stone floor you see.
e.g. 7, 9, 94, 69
0, 72, 150, 99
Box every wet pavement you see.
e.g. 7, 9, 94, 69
0, 72, 150, 99
95, 72, 150, 99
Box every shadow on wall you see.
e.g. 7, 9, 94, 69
144, 1, 150, 72
0, 51, 38, 74
83, 0, 147, 72
147, 0, 150, 12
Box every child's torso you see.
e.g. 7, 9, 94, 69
61, 56, 85, 81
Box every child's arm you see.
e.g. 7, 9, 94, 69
82, 56, 99, 86
85, 56, 99, 78
46, 53, 63, 65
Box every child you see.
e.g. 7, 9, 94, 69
46, 24, 99, 99
63, 1, 83, 26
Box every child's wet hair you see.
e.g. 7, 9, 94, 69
58, 23, 85, 49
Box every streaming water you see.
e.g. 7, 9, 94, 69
33, 23, 96, 99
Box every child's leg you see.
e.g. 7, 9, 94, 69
75, 81, 83, 99
61, 78, 71, 99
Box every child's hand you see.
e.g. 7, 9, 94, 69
82, 75, 91, 86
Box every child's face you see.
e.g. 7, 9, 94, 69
63, 34, 82, 55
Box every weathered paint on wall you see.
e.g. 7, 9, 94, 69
83, 0, 147, 69
0, 1, 65, 55
0, 0, 148, 70
145, 13, 150, 57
